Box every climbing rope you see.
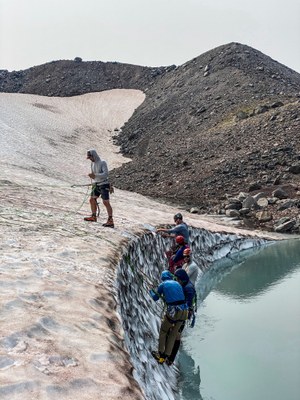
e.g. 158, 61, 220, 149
124, 255, 167, 315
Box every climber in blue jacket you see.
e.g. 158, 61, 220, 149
149, 270, 188, 364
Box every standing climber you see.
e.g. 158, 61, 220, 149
182, 248, 200, 286
167, 268, 197, 365
84, 149, 114, 227
150, 271, 188, 364
156, 213, 189, 244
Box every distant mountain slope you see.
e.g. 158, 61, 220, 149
0, 59, 167, 96
110, 43, 300, 212
1, 42, 300, 221
115, 42, 300, 156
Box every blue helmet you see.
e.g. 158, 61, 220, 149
161, 270, 173, 281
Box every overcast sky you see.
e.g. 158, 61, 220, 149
0, 0, 299, 73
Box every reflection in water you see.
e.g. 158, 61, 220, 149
178, 348, 202, 400
179, 239, 300, 400
214, 239, 300, 299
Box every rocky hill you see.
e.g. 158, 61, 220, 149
1, 42, 300, 233
0, 58, 160, 96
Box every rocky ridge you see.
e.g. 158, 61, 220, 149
1, 42, 300, 233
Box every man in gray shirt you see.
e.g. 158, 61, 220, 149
182, 248, 199, 286
156, 213, 189, 244
84, 149, 114, 227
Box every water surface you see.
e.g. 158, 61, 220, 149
179, 239, 300, 400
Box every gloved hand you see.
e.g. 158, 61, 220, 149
149, 289, 159, 301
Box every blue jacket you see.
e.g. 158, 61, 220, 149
175, 269, 196, 308
183, 281, 196, 309
172, 244, 189, 264
150, 280, 186, 305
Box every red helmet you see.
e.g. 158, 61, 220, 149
175, 235, 185, 245
183, 248, 191, 256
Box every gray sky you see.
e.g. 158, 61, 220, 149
1, 0, 300, 72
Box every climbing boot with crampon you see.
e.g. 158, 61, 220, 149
165, 357, 174, 366
102, 217, 114, 228
151, 351, 166, 364
84, 215, 97, 222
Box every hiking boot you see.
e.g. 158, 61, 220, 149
151, 351, 166, 364
84, 215, 97, 222
165, 357, 174, 366
102, 217, 114, 228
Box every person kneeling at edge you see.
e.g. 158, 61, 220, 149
167, 268, 196, 366
149, 271, 188, 364
156, 213, 189, 244
84, 149, 114, 227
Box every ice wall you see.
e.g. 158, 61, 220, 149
116, 227, 267, 400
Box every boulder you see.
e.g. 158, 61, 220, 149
273, 175, 281, 185
289, 165, 300, 174
255, 210, 273, 222
225, 209, 240, 218
225, 202, 242, 211
227, 197, 242, 204
248, 182, 261, 192
257, 197, 269, 208
274, 217, 291, 226
268, 197, 278, 205
235, 111, 248, 121
254, 104, 269, 115
270, 101, 284, 108
253, 192, 267, 201
237, 192, 248, 201
277, 199, 295, 211
239, 208, 251, 216
272, 187, 288, 199
243, 196, 256, 209
274, 219, 296, 233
